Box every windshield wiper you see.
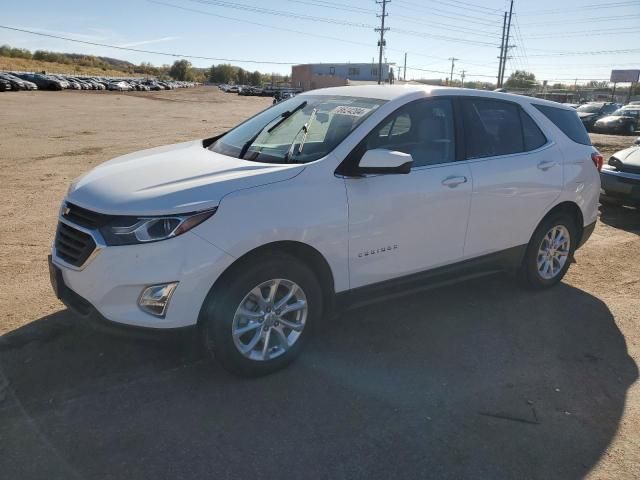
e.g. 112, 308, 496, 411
267, 101, 307, 133
238, 101, 308, 160
285, 108, 317, 162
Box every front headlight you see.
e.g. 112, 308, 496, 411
100, 208, 217, 246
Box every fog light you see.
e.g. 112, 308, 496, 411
138, 282, 178, 317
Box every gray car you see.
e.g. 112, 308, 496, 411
600, 137, 640, 206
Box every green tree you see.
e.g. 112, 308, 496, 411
504, 70, 537, 89
249, 70, 262, 86
209, 63, 237, 84
236, 68, 248, 85
169, 59, 193, 81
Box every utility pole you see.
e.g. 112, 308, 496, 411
403, 52, 407, 81
375, 0, 390, 85
461, 70, 466, 88
499, 0, 514, 88
448, 57, 458, 86
497, 12, 507, 87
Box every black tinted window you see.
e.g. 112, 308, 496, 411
462, 99, 524, 159
533, 104, 591, 146
365, 99, 455, 167
520, 109, 547, 151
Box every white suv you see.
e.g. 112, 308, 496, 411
50, 86, 601, 376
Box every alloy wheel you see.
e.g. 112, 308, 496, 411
537, 225, 571, 280
231, 279, 308, 361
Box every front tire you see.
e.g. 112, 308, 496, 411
519, 213, 578, 289
200, 253, 323, 377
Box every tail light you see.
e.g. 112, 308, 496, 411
591, 152, 604, 172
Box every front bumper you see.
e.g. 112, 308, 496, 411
600, 168, 640, 205
50, 230, 235, 329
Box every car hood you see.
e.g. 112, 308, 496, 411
596, 115, 633, 123
67, 140, 304, 215
612, 146, 640, 167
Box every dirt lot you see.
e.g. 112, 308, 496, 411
0, 87, 638, 479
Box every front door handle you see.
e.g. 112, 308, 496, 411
441, 175, 468, 188
537, 160, 558, 171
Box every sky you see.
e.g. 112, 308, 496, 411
2, 0, 639, 85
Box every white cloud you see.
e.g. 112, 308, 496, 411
117, 36, 179, 48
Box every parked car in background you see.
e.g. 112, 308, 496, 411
0, 78, 11, 91
0, 72, 37, 90
14, 73, 64, 90
107, 81, 131, 91
576, 102, 619, 131
50, 85, 600, 376
600, 137, 640, 206
562, 103, 579, 109
593, 106, 640, 135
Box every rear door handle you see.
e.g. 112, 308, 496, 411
441, 176, 468, 188
537, 160, 558, 171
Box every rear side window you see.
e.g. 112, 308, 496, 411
461, 98, 524, 158
520, 109, 547, 151
532, 104, 591, 146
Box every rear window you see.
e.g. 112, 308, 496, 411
533, 104, 591, 146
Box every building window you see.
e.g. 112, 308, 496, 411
329, 66, 335, 75
348, 67, 360, 76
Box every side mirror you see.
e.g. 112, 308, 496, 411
634, 137, 640, 146
358, 149, 413, 175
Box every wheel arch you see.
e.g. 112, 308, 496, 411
198, 240, 336, 325
537, 201, 585, 244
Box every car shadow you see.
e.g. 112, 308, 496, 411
599, 203, 639, 234
0, 276, 637, 480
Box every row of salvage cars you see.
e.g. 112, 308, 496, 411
574, 101, 640, 135
0, 71, 198, 92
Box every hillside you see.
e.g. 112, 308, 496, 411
0, 57, 145, 77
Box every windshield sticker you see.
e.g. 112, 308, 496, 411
333, 105, 372, 117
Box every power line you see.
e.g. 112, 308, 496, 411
396, 0, 501, 17
283, 0, 375, 15
287, 0, 503, 37
393, 0, 501, 26
151, 1, 377, 48
153, 1, 464, 64
518, 0, 640, 15
0, 24, 300, 65
161, 0, 501, 48
527, 47, 640, 57
522, 13, 640, 26
405, 65, 495, 78
183, 0, 375, 28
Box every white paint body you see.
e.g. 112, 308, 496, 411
54, 85, 600, 328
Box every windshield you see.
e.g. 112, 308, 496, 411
612, 108, 639, 117
210, 95, 386, 164
576, 104, 603, 113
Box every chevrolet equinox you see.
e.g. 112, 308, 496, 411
49, 85, 601, 376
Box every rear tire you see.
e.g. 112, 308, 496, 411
519, 213, 578, 289
200, 253, 323, 377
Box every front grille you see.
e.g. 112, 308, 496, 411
55, 222, 96, 267
63, 203, 111, 229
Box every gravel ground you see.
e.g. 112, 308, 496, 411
0, 87, 638, 480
